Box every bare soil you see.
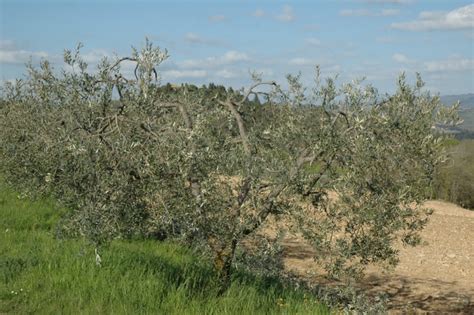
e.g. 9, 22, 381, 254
281, 200, 474, 314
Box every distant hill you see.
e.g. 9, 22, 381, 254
458, 108, 474, 132
440, 94, 474, 109
438, 94, 474, 136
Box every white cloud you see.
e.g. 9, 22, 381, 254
423, 56, 474, 72
392, 53, 413, 64
381, 9, 400, 16
340, 9, 369, 16
253, 9, 265, 17
179, 51, 250, 69
184, 33, 222, 46
288, 57, 338, 70
184, 32, 204, 43
209, 15, 226, 22
340, 8, 399, 16
179, 59, 201, 69
391, 4, 474, 31
289, 57, 317, 66
289, 58, 309, 66
253, 68, 274, 77
80, 49, 110, 64
163, 70, 207, 79
305, 37, 321, 46
216, 69, 237, 79
221, 51, 249, 63
392, 53, 474, 77
0, 40, 16, 51
276, 5, 295, 22
0, 49, 49, 64
0, 39, 114, 68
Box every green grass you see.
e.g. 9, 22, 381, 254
0, 181, 330, 314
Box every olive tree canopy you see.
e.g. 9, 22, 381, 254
0, 40, 460, 291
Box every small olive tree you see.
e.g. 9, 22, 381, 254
0, 40, 459, 292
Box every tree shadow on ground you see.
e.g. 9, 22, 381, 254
361, 274, 474, 314
113, 241, 305, 299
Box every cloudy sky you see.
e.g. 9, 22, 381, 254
1, 0, 473, 95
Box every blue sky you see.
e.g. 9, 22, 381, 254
1, 0, 473, 95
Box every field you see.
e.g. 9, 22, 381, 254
0, 181, 329, 314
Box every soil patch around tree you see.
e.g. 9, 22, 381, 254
281, 200, 474, 313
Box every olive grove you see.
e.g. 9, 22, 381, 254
0, 40, 460, 292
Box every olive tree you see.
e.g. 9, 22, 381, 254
0, 40, 459, 292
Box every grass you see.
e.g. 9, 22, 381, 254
0, 181, 330, 314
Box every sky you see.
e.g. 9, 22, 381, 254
0, 0, 473, 95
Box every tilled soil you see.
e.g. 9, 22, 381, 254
281, 200, 474, 314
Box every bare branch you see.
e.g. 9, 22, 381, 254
237, 81, 277, 106
108, 57, 138, 72
331, 111, 349, 128
219, 99, 251, 156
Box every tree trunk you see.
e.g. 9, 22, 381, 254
213, 238, 238, 295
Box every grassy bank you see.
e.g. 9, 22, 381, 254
0, 181, 329, 314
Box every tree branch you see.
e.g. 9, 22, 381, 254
219, 99, 251, 156
238, 81, 277, 106
108, 57, 138, 72
303, 154, 335, 197
241, 148, 314, 236
175, 102, 193, 130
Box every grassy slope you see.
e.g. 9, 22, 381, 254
0, 181, 329, 314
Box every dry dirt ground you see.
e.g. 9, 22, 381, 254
281, 200, 474, 314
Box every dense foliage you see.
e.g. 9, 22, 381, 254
0, 40, 460, 292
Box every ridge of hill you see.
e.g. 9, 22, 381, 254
440, 93, 474, 109
438, 94, 474, 134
